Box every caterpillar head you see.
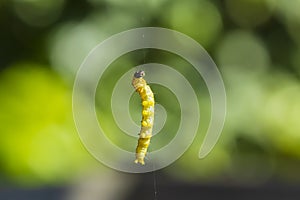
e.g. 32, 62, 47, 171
134, 70, 145, 78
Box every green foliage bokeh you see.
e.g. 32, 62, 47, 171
0, 0, 300, 185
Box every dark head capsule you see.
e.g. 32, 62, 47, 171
134, 70, 145, 78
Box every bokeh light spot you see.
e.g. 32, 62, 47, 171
163, 0, 222, 48
13, 0, 65, 27
216, 30, 270, 72
226, 0, 275, 28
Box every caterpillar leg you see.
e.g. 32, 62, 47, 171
134, 155, 145, 165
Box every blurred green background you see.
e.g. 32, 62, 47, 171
1, 0, 300, 199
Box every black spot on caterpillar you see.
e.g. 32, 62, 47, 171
132, 70, 155, 165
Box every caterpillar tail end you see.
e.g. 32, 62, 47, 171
134, 158, 145, 165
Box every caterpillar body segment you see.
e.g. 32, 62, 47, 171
132, 70, 155, 165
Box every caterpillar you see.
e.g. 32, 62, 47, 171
132, 70, 155, 165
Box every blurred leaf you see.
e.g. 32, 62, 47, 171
0, 63, 89, 185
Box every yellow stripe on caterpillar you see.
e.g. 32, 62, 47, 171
132, 70, 155, 165
142, 100, 155, 107
142, 101, 148, 106
142, 110, 150, 116
142, 121, 148, 127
